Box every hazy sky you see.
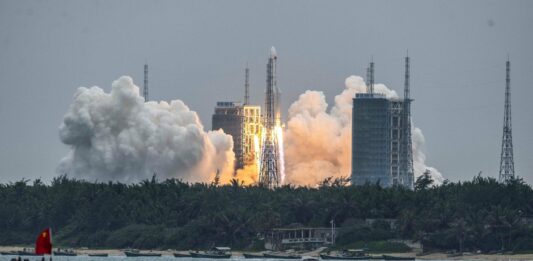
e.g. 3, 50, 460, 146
0, 0, 532, 184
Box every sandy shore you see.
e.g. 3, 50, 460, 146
2, 246, 533, 260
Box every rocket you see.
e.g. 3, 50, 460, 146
266, 46, 281, 127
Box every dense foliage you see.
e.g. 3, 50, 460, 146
0, 174, 532, 252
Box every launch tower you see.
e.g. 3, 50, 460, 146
259, 47, 282, 188
351, 58, 414, 189
400, 55, 415, 189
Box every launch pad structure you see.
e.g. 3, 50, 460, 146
259, 47, 283, 188
212, 64, 262, 172
351, 56, 415, 189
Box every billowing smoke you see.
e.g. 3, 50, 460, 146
58, 76, 235, 183
284, 75, 443, 186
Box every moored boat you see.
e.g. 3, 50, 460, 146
190, 247, 232, 259
17, 248, 41, 256
88, 253, 109, 257
53, 249, 77, 256
382, 255, 415, 260
173, 252, 191, 257
243, 253, 268, 259
262, 252, 302, 259
319, 249, 371, 260
124, 249, 161, 257
320, 254, 370, 260
0, 251, 17, 256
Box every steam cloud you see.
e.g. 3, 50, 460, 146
284, 75, 443, 186
58, 75, 442, 187
58, 76, 235, 183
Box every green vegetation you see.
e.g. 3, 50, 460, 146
0, 174, 532, 253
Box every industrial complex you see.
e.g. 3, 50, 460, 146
166, 48, 516, 188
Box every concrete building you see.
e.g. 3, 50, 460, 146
212, 102, 262, 171
264, 227, 336, 250
212, 101, 245, 170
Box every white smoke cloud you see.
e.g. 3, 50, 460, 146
284, 75, 443, 186
58, 76, 234, 183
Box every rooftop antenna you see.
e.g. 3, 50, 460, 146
143, 62, 149, 101
244, 63, 250, 105
499, 58, 515, 182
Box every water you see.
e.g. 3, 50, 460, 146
0, 256, 484, 261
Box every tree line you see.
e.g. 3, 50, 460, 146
0, 174, 532, 253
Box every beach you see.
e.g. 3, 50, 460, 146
2, 246, 533, 260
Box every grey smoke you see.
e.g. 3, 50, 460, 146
58, 76, 235, 183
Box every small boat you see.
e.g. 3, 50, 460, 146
243, 253, 268, 259
53, 249, 77, 256
17, 249, 41, 256
124, 249, 162, 257
320, 254, 370, 260
88, 253, 109, 257
320, 249, 371, 260
173, 252, 191, 257
262, 252, 302, 259
190, 247, 232, 259
0, 251, 17, 256
382, 255, 415, 260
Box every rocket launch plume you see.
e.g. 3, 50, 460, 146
58, 76, 235, 183
284, 75, 443, 186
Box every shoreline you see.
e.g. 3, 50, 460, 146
2, 246, 533, 260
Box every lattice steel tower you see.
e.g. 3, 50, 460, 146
400, 54, 415, 189
499, 59, 515, 182
259, 47, 281, 188
244, 65, 250, 105
143, 63, 149, 101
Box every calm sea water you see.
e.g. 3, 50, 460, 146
0, 256, 477, 261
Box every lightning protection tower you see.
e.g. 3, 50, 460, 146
499, 59, 515, 182
143, 63, 149, 101
400, 54, 414, 189
244, 65, 250, 105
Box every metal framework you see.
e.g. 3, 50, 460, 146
244, 65, 250, 105
259, 47, 281, 188
143, 63, 149, 101
365, 60, 375, 94
400, 55, 414, 189
499, 59, 515, 182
